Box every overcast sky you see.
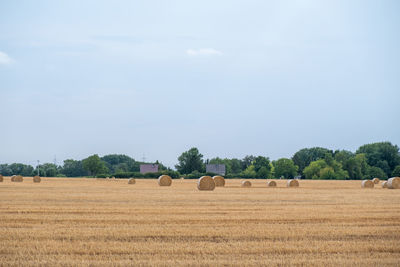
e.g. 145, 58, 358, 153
1, 0, 399, 168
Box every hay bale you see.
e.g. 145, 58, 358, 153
213, 176, 225, 187
387, 177, 400, 189
158, 175, 172, 186
33, 176, 41, 183
197, 176, 215, 191
11, 175, 23, 182
15, 175, 23, 182
372, 178, 380, 184
0, 175, 3, 182
128, 178, 136, 184
241, 180, 252, 187
112, 176, 116, 180
382, 181, 388, 188
287, 179, 299, 187
362, 180, 374, 188
267, 180, 277, 187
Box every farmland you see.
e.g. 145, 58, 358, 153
0, 178, 399, 266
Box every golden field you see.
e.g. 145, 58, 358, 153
0, 177, 399, 266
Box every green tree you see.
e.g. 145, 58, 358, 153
356, 142, 400, 176
8, 163, 34, 176
39, 163, 59, 177
82, 154, 108, 176
273, 158, 298, 178
303, 159, 348, 180
101, 154, 139, 173
252, 156, 271, 178
392, 165, 400, 177
175, 147, 204, 174
364, 166, 387, 179
242, 155, 256, 170
292, 147, 332, 175
240, 165, 257, 178
0, 164, 13, 176
61, 159, 88, 177
230, 158, 243, 174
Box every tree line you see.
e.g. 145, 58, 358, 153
1, 142, 400, 180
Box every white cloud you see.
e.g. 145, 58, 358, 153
186, 48, 222, 56
0, 51, 14, 65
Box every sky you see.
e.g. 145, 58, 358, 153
0, 0, 399, 168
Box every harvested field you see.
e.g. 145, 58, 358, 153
0, 178, 399, 266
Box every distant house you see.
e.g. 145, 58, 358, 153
206, 164, 226, 176
140, 164, 159, 174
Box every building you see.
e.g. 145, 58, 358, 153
140, 164, 159, 174
206, 164, 226, 176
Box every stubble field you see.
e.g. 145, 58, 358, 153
0, 177, 399, 266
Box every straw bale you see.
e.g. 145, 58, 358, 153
387, 177, 400, 189
287, 179, 299, 187
158, 175, 172, 186
213, 176, 225, 187
241, 180, 252, 187
361, 180, 374, 188
197, 176, 215, 191
372, 178, 380, 184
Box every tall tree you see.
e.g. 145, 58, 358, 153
273, 158, 298, 178
82, 154, 108, 176
61, 159, 88, 177
175, 147, 204, 174
292, 147, 332, 175
356, 142, 400, 176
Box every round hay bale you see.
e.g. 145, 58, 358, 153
128, 178, 136, 184
387, 177, 400, 189
11, 175, 23, 182
382, 181, 388, 188
112, 176, 116, 180
287, 179, 299, 187
197, 176, 215, 191
0, 175, 3, 182
361, 180, 374, 188
33, 176, 41, 183
241, 180, 252, 187
267, 180, 277, 187
213, 176, 225, 187
372, 178, 380, 184
158, 175, 172, 186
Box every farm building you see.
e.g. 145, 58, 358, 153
206, 164, 226, 175
140, 164, 159, 174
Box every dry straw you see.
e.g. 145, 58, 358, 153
158, 175, 172, 186
128, 178, 136, 184
382, 181, 388, 188
33, 176, 41, 183
11, 175, 23, 182
197, 176, 215, 191
361, 180, 374, 188
372, 178, 380, 184
241, 180, 252, 187
267, 180, 277, 187
287, 179, 299, 187
213, 176, 225, 187
0, 175, 3, 182
387, 177, 400, 189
